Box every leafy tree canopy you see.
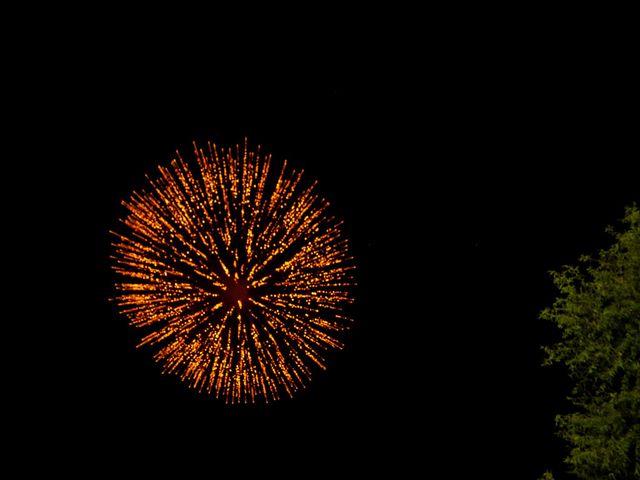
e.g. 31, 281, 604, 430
541, 205, 639, 479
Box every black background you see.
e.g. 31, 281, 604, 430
36, 18, 638, 478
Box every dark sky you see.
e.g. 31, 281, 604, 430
43, 26, 638, 479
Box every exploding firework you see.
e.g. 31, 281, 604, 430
111, 140, 355, 403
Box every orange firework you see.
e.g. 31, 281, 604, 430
111, 140, 355, 403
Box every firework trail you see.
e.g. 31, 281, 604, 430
111, 140, 355, 403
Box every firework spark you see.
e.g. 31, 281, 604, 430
111, 140, 355, 403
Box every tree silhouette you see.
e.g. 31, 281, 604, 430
541, 205, 639, 479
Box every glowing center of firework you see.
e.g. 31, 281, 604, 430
222, 277, 250, 307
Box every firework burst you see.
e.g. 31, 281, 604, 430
111, 140, 355, 403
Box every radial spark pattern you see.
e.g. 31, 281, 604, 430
111, 141, 355, 403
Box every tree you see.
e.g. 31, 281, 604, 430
541, 205, 640, 479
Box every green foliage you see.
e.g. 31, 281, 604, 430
541, 205, 640, 480
539, 471, 555, 480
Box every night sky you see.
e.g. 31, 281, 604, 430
45, 28, 638, 478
